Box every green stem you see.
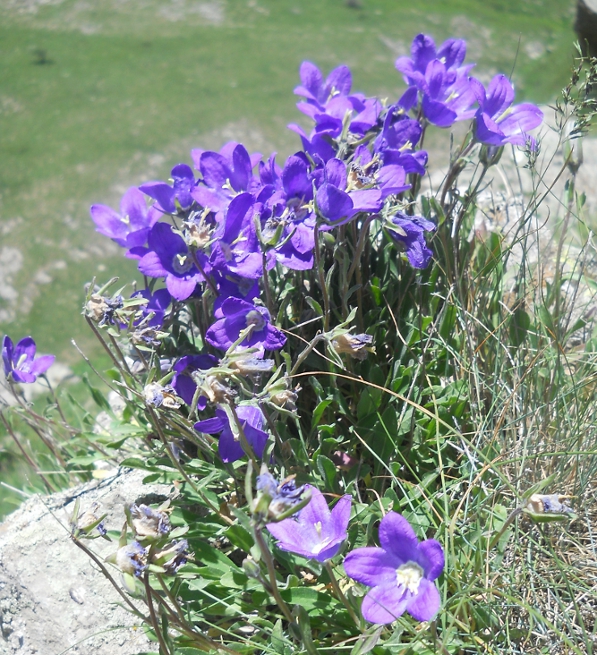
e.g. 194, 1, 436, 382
252, 525, 296, 625
324, 561, 362, 629
143, 573, 172, 655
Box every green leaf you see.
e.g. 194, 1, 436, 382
280, 587, 335, 613
350, 625, 384, 655
305, 296, 323, 317
315, 454, 337, 490
312, 399, 332, 431
224, 524, 254, 552
82, 374, 110, 411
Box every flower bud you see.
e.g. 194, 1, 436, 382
242, 557, 261, 579
479, 145, 504, 168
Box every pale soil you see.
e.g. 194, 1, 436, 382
0, 468, 171, 655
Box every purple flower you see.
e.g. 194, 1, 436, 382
471, 75, 543, 146
132, 288, 172, 328
294, 61, 352, 107
138, 223, 208, 301
258, 153, 317, 270
194, 405, 269, 463
344, 512, 444, 624
315, 158, 383, 227
191, 143, 261, 215
387, 213, 436, 269
396, 34, 468, 85
266, 486, 351, 562
210, 193, 263, 280
395, 34, 476, 128
172, 353, 218, 410
90, 187, 160, 255
2, 336, 55, 384
255, 471, 307, 520
205, 297, 286, 353
139, 164, 196, 214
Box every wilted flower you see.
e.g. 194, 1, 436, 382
75, 502, 108, 538
229, 356, 275, 376
153, 539, 189, 574
130, 503, 171, 539
116, 541, 148, 577
254, 470, 308, 521
143, 382, 182, 409
2, 335, 55, 384
331, 332, 375, 361
85, 294, 125, 326
525, 494, 573, 515
344, 512, 444, 624
266, 486, 351, 562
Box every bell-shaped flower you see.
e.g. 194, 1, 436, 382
192, 142, 261, 215
259, 153, 317, 270
315, 158, 383, 227
471, 74, 543, 146
266, 486, 351, 562
396, 33, 469, 87
206, 297, 286, 353
90, 187, 160, 254
294, 61, 352, 107
131, 288, 171, 329
2, 335, 55, 384
139, 163, 196, 214
386, 212, 436, 269
210, 193, 263, 280
194, 405, 269, 463
344, 512, 444, 624
172, 353, 218, 410
138, 223, 208, 301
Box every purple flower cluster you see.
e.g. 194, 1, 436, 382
263, 488, 445, 625
86, 33, 542, 470
396, 33, 543, 141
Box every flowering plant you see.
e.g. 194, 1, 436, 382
6, 29, 591, 655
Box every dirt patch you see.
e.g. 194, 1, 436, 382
0, 468, 172, 655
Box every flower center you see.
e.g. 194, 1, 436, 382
245, 309, 266, 331
396, 562, 424, 594
172, 253, 192, 274
311, 536, 333, 555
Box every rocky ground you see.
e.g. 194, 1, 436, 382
0, 468, 171, 655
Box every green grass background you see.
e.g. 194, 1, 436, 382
0, 0, 577, 363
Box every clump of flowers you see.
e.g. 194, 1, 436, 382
12, 29, 554, 655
